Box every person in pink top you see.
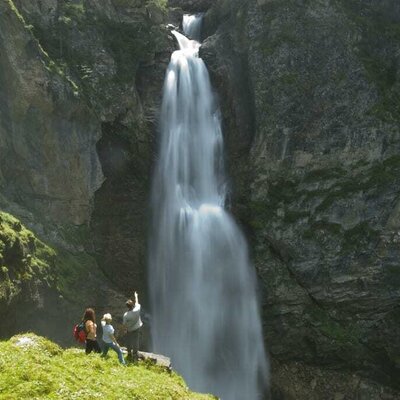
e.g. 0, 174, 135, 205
82, 308, 101, 354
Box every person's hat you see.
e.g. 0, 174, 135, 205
101, 313, 112, 322
126, 299, 134, 308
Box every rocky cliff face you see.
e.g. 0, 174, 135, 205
0, 0, 172, 341
200, 0, 400, 398
168, 0, 212, 12
0, 0, 103, 225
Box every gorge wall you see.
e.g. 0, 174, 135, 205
0, 0, 399, 398
200, 0, 400, 398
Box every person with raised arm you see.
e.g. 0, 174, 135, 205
123, 291, 143, 362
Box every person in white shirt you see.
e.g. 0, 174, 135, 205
123, 291, 143, 361
100, 313, 126, 365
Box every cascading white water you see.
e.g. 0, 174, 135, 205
182, 13, 203, 41
149, 14, 268, 400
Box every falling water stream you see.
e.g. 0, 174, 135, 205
149, 14, 268, 399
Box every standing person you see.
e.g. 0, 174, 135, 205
83, 308, 101, 354
101, 313, 126, 365
123, 291, 143, 362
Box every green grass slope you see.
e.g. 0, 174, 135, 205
0, 333, 216, 399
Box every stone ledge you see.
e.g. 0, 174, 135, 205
138, 351, 172, 370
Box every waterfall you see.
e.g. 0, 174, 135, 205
149, 14, 268, 400
182, 13, 203, 41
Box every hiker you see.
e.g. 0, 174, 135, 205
123, 291, 143, 361
83, 308, 101, 354
101, 313, 126, 365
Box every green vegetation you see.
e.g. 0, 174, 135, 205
0, 211, 103, 305
7, 0, 169, 104
24, 0, 168, 113
278, 73, 299, 85
306, 306, 364, 354
260, 25, 300, 57
0, 212, 56, 301
54, 249, 99, 303
249, 156, 398, 254
302, 167, 346, 183
0, 333, 215, 399
101, 20, 155, 80
63, 1, 86, 20
5, 0, 79, 94
303, 218, 379, 253
314, 156, 400, 213
283, 210, 309, 224
342, 222, 380, 252
264, 299, 369, 367
311, 220, 342, 236
338, 0, 400, 122
5, 0, 27, 27
384, 264, 400, 287
148, 0, 168, 10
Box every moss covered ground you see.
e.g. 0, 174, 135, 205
0, 333, 215, 400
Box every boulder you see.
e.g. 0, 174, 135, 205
138, 351, 172, 370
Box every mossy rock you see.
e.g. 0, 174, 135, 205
0, 211, 56, 295
0, 211, 102, 306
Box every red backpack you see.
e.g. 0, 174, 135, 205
73, 321, 87, 344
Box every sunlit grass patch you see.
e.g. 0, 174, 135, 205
0, 333, 215, 399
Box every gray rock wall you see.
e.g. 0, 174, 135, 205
202, 0, 400, 397
168, 0, 213, 12
0, 0, 172, 340
0, 1, 103, 225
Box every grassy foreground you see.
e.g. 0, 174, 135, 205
0, 334, 216, 400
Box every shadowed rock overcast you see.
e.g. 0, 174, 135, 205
0, 0, 399, 399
